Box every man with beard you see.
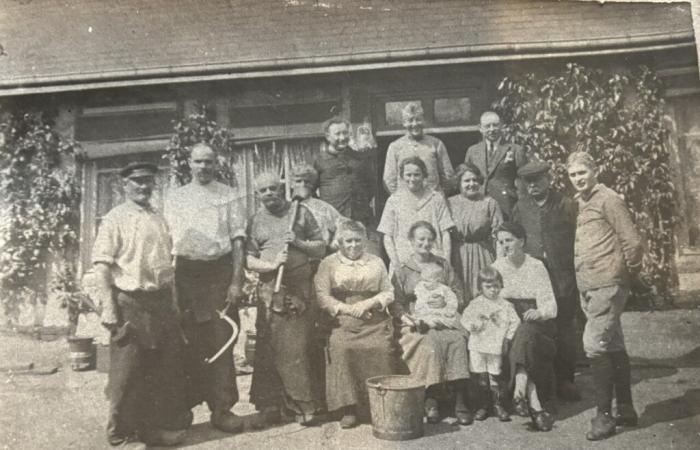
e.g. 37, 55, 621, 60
464, 111, 528, 218
314, 117, 376, 227
245, 172, 326, 427
93, 162, 190, 449
512, 160, 581, 402
567, 152, 643, 441
383, 102, 455, 194
164, 143, 247, 434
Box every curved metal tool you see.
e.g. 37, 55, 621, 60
204, 308, 240, 365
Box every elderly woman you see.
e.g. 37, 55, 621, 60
246, 172, 326, 427
314, 220, 397, 429
291, 164, 344, 250
392, 221, 472, 425
491, 222, 557, 431
378, 156, 454, 268
449, 163, 503, 300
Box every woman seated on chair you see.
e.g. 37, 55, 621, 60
314, 219, 399, 429
392, 221, 473, 425
491, 222, 558, 432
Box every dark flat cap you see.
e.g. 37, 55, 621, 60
120, 161, 158, 178
518, 160, 551, 178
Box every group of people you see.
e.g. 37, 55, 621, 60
93, 102, 643, 449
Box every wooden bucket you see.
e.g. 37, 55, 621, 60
366, 375, 425, 441
68, 336, 95, 371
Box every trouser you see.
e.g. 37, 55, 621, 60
176, 255, 240, 413
554, 293, 579, 384
106, 288, 187, 444
581, 285, 633, 412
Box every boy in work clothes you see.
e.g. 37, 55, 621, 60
567, 151, 644, 441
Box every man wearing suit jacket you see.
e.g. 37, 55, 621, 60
464, 111, 527, 218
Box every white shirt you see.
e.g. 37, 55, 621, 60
461, 295, 520, 355
164, 180, 246, 260
491, 255, 558, 320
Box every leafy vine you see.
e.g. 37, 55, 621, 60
0, 110, 82, 322
494, 63, 678, 307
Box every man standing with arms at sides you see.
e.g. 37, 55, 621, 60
464, 111, 528, 219
567, 152, 643, 441
164, 143, 247, 435
383, 102, 455, 194
512, 160, 581, 403
94, 162, 190, 449
314, 117, 376, 228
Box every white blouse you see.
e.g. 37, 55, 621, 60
491, 255, 558, 320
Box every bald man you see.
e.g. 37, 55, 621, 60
164, 143, 247, 434
464, 111, 528, 218
245, 172, 326, 427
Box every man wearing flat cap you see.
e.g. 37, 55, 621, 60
163, 143, 247, 434
93, 161, 190, 448
512, 159, 582, 402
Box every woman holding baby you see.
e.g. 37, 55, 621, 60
391, 220, 472, 425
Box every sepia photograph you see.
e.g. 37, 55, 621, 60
1, 0, 699, 448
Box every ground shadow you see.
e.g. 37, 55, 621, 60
555, 345, 700, 421
423, 420, 461, 437
637, 388, 700, 429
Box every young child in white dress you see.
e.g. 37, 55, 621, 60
413, 263, 462, 331
461, 266, 520, 422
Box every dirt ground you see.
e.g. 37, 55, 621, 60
1, 308, 699, 450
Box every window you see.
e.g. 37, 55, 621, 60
384, 100, 421, 127
434, 97, 472, 124
373, 89, 483, 135
76, 102, 178, 142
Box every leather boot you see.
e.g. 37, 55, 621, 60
491, 384, 511, 422
474, 374, 490, 421
614, 403, 639, 427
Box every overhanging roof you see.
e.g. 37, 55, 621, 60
0, 0, 694, 95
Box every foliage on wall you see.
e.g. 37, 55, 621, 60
164, 104, 238, 188
495, 63, 678, 306
0, 110, 82, 320
164, 105, 257, 305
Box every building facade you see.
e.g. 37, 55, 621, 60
1, 0, 700, 291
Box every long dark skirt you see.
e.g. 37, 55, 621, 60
250, 265, 320, 415
326, 315, 398, 421
508, 320, 557, 401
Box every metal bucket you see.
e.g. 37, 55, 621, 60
366, 375, 425, 441
68, 336, 95, 371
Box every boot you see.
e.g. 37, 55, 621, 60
590, 356, 614, 416
491, 383, 511, 422
586, 412, 616, 441
614, 403, 639, 427
610, 351, 637, 426
453, 380, 474, 426
474, 374, 490, 421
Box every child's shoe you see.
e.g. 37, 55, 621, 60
491, 385, 511, 422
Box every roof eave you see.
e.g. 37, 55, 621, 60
0, 33, 695, 97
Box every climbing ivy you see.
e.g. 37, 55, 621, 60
495, 63, 678, 307
0, 110, 82, 321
